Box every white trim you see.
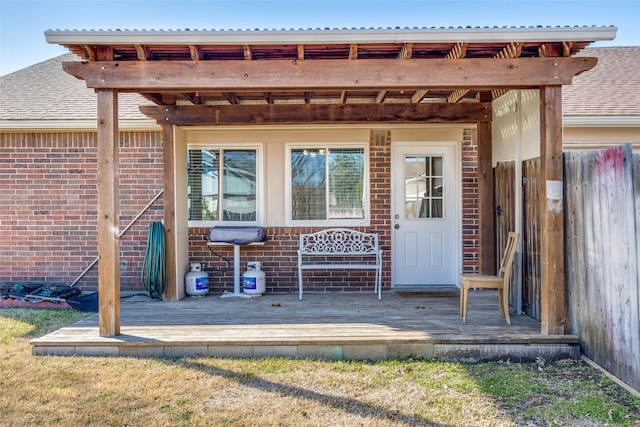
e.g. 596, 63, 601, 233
563, 116, 640, 127
390, 141, 461, 288
0, 119, 160, 131
284, 142, 370, 227
45, 26, 617, 46
188, 123, 470, 132
564, 141, 640, 150
186, 143, 264, 228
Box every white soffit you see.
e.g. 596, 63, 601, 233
0, 119, 160, 131
563, 116, 640, 127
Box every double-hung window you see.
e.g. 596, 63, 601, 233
188, 146, 261, 226
286, 144, 368, 226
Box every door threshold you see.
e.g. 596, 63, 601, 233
392, 286, 459, 297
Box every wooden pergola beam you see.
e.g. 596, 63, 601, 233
63, 57, 597, 91
452, 42, 523, 103
139, 102, 492, 126
411, 89, 428, 104
189, 44, 202, 61
374, 43, 414, 103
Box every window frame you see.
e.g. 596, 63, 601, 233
187, 143, 264, 228
285, 142, 370, 227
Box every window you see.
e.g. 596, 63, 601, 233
287, 145, 368, 226
404, 155, 444, 219
188, 148, 259, 225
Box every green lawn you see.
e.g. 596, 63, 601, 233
1, 307, 638, 426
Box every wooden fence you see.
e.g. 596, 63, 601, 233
494, 161, 516, 307
564, 144, 640, 393
522, 158, 541, 320
493, 144, 639, 392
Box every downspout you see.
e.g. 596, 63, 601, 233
69, 189, 164, 287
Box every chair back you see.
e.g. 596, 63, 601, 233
498, 232, 519, 286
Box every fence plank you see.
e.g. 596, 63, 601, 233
564, 152, 583, 332
617, 146, 640, 390
495, 161, 516, 305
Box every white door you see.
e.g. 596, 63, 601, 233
392, 144, 459, 286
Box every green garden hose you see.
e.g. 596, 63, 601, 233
141, 221, 166, 300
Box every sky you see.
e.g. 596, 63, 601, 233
0, 0, 638, 76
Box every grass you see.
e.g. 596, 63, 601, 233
1, 307, 639, 426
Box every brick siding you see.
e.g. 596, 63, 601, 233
461, 129, 480, 273
0, 131, 164, 292
1, 128, 479, 294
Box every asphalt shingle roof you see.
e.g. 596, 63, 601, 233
1, 47, 637, 122
564, 46, 640, 117
0, 53, 150, 121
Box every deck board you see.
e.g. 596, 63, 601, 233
31, 292, 580, 360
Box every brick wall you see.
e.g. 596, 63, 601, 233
1, 128, 478, 294
186, 130, 394, 294
187, 129, 479, 294
0, 131, 164, 292
461, 129, 480, 273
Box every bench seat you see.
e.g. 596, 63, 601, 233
297, 228, 383, 300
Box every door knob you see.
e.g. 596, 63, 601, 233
394, 224, 400, 229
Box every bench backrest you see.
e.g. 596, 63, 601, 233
299, 228, 379, 255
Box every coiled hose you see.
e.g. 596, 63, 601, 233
141, 221, 166, 300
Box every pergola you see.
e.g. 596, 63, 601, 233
45, 26, 616, 337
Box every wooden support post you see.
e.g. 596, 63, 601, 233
162, 123, 179, 301
477, 122, 495, 274
539, 85, 566, 335
477, 111, 495, 275
96, 89, 120, 337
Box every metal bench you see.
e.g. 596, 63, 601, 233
297, 228, 383, 300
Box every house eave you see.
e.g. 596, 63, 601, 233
563, 116, 640, 127
4, 117, 638, 132
0, 119, 160, 132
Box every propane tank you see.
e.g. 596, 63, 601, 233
242, 261, 266, 296
185, 262, 209, 297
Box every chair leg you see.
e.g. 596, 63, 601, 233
298, 268, 303, 301
461, 286, 469, 323
498, 288, 511, 324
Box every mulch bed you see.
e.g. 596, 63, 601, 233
0, 283, 79, 309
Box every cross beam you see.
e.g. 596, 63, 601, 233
140, 102, 492, 126
63, 57, 597, 91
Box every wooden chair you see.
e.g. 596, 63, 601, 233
460, 231, 519, 324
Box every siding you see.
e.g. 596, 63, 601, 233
0, 131, 164, 291
1, 128, 477, 293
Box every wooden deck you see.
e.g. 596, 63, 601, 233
31, 291, 580, 361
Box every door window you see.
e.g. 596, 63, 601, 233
404, 155, 444, 219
